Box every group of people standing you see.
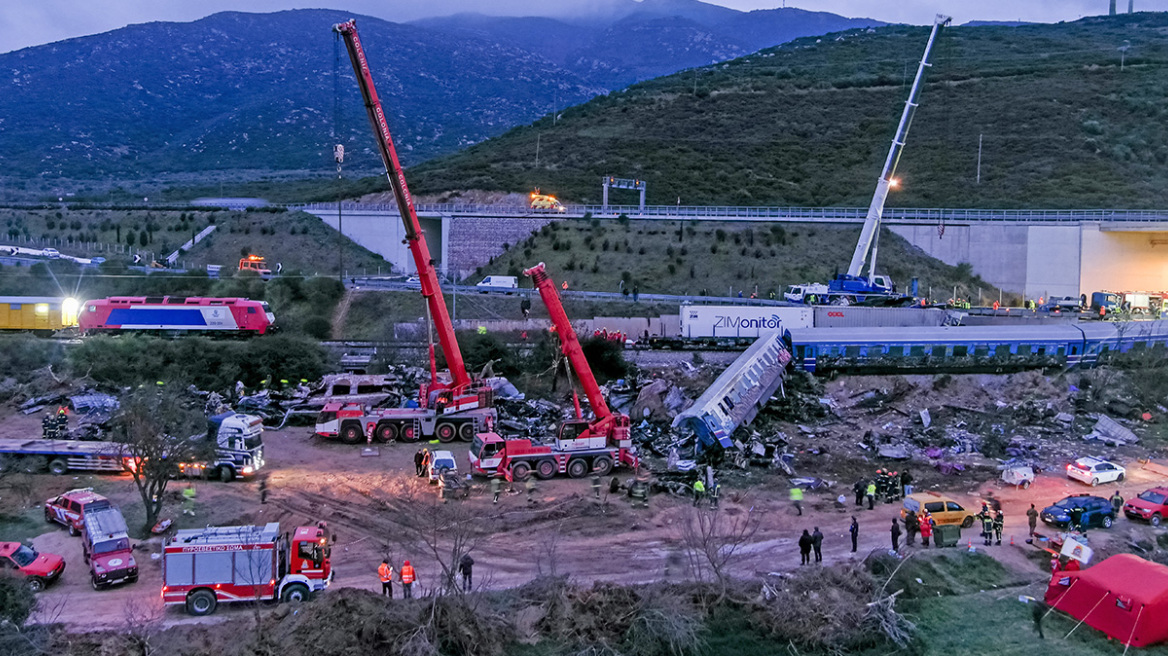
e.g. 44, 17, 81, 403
798, 527, 825, 565
377, 554, 476, 597
852, 469, 912, 510
897, 508, 935, 550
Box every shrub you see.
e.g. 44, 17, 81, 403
302, 316, 332, 340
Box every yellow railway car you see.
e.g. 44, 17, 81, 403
0, 297, 79, 333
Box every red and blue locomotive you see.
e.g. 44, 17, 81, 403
77, 297, 275, 336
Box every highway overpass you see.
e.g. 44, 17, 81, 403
297, 203, 1168, 299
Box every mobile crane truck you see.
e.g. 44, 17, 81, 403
328, 20, 497, 444
469, 263, 638, 480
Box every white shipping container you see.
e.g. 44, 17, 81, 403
679, 305, 813, 338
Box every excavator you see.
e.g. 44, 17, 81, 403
468, 263, 638, 480
319, 20, 496, 444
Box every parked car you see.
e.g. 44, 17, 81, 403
900, 492, 976, 528
1123, 487, 1168, 527
81, 507, 137, 590
0, 542, 65, 592
1066, 456, 1126, 487
41, 248, 60, 258
45, 488, 112, 536
1041, 495, 1116, 529
427, 449, 458, 483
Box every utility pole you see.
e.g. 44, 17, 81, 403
976, 133, 983, 184
335, 144, 345, 282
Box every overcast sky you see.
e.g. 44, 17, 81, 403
1, 0, 1164, 54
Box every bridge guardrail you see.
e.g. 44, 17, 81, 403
292, 203, 1168, 223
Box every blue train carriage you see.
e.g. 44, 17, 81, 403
1079, 320, 1168, 367
787, 324, 1110, 374
672, 331, 792, 452
0, 296, 79, 334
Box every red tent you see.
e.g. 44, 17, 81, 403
1045, 554, 1168, 648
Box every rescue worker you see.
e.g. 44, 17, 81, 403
890, 518, 902, 552
693, 478, 706, 507
900, 470, 913, 497
1111, 489, 1124, 515
182, 483, 197, 516
491, 476, 502, 504
886, 471, 899, 503
414, 449, 425, 477
258, 473, 269, 504
41, 413, 55, 439
874, 469, 886, 502
55, 407, 68, 439
520, 298, 531, 319
918, 513, 933, 548
591, 473, 601, 500
980, 510, 995, 546
420, 449, 431, 478
866, 481, 877, 510
630, 480, 649, 509
526, 477, 537, 506
811, 527, 824, 562
378, 559, 394, 598
789, 485, 803, 516
904, 509, 919, 546
853, 479, 866, 507
849, 516, 859, 553
709, 480, 721, 509
400, 560, 416, 598
458, 553, 474, 592
1027, 503, 1039, 537
993, 510, 1005, 546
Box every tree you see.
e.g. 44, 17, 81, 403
111, 387, 206, 533
138, 231, 148, 247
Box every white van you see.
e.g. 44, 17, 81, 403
476, 276, 518, 293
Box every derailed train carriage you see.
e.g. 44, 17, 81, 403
788, 320, 1168, 374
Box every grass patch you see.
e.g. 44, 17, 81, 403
867, 551, 1020, 599
0, 508, 48, 545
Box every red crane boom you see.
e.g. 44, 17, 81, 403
333, 19, 471, 391
525, 263, 623, 439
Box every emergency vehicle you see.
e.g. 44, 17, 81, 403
238, 255, 272, 279
81, 506, 138, 589
529, 189, 565, 212
45, 488, 112, 536
315, 397, 495, 444
0, 541, 65, 592
162, 522, 332, 616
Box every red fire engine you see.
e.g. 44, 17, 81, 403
162, 522, 332, 616
328, 20, 496, 443
469, 263, 638, 480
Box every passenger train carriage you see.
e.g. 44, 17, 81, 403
77, 297, 275, 336
788, 320, 1168, 374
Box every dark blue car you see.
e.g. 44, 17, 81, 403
1041, 495, 1115, 529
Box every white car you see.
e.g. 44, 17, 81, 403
427, 450, 458, 482
1066, 456, 1126, 486
41, 248, 60, 258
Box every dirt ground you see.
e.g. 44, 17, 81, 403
5, 415, 1166, 633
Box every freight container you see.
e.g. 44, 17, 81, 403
678, 305, 812, 339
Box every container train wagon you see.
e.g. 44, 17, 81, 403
0, 296, 79, 333
672, 331, 792, 451
788, 320, 1168, 374
77, 297, 275, 336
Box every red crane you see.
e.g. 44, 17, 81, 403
468, 263, 636, 480
333, 20, 470, 394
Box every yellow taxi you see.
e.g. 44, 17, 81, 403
900, 491, 976, 528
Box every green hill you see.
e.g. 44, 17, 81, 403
406, 13, 1168, 209
474, 219, 1003, 303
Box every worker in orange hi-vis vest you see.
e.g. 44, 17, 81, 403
378, 559, 394, 598
400, 560, 416, 598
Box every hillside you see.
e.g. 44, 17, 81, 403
407, 13, 1168, 209
0, 3, 879, 194
0, 207, 387, 277
472, 219, 1003, 303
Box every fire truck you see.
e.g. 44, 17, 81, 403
238, 255, 272, 280
162, 522, 332, 616
469, 263, 638, 480
330, 19, 498, 443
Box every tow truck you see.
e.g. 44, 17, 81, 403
795, 15, 950, 306
469, 263, 637, 480
529, 189, 565, 212
238, 254, 272, 280
328, 20, 497, 443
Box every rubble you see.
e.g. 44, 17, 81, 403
1085, 415, 1139, 446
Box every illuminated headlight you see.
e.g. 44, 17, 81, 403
242, 466, 254, 475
